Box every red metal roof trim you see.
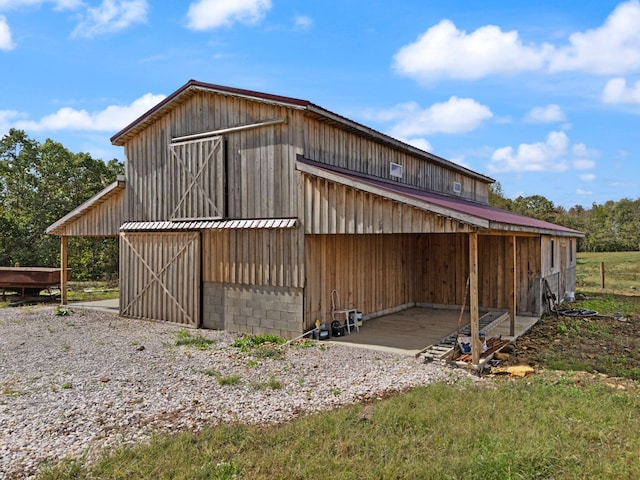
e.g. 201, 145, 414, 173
297, 158, 583, 236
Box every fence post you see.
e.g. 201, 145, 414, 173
600, 261, 605, 289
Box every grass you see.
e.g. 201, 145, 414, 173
576, 251, 640, 293
174, 329, 215, 350
38, 378, 640, 479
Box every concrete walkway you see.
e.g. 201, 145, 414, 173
68, 298, 119, 313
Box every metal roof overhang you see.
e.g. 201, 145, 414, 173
296, 158, 584, 238
46, 176, 126, 236
120, 218, 298, 232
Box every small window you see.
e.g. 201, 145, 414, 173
550, 239, 555, 269
569, 239, 573, 263
453, 182, 462, 195
390, 162, 403, 178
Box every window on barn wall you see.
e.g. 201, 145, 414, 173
551, 239, 555, 269
168, 136, 225, 221
569, 239, 573, 264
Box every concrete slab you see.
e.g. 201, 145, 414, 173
327, 307, 540, 356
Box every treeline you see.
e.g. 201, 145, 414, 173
489, 183, 640, 252
0, 129, 123, 280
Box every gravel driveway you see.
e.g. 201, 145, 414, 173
0, 305, 467, 479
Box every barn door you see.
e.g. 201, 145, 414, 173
169, 136, 225, 221
120, 231, 201, 327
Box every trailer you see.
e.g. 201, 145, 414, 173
0, 267, 70, 301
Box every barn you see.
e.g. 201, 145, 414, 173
47, 79, 582, 364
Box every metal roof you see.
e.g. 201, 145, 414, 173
297, 158, 583, 237
120, 218, 298, 232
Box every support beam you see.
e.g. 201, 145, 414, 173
469, 231, 480, 366
60, 236, 68, 305
509, 235, 517, 336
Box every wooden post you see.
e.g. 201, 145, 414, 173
600, 262, 605, 289
60, 236, 68, 305
509, 235, 517, 336
469, 231, 480, 366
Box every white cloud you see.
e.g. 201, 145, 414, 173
576, 188, 593, 195
524, 104, 566, 123
579, 173, 596, 182
548, 0, 640, 75
371, 97, 492, 139
398, 137, 432, 152
489, 131, 599, 173
293, 14, 312, 31
71, 0, 148, 38
186, 0, 271, 31
393, 19, 549, 81
12, 93, 165, 131
602, 77, 640, 104
393, 1, 640, 81
0, 15, 14, 50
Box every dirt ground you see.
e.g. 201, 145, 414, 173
498, 306, 640, 387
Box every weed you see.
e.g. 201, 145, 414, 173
174, 329, 215, 350
251, 376, 282, 391
1, 381, 22, 397
54, 307, 73, 316
203, 368, 219, 377
293, 338, 316, 349
331, 388, 342, 397
245, 359, 260, 368
217, 374, 241, 386
62, 344, 71, 351
232, 334, 285, 352
61, 382, 73, 389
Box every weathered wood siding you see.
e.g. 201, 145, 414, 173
202, 228, 304, 288
302, 174, 473, 234
415, 234, 470, 306
516, 236, 542, 315
541, 235, 576, 308
123, 91, 303, 222
168, 136, 225, 220
306, 232, 546, 328
303, 116, 490, 203
305, 234, 418, 327
120, 231, 201, 326
53, 189, 124, 237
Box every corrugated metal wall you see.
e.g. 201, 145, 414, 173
120, 231, 201, 326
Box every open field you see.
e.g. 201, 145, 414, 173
576, 251, 640, 294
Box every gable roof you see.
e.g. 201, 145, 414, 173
297, 158, 583, 237
110, 79, 493, 184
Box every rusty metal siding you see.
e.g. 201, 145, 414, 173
120, 231, 201, 327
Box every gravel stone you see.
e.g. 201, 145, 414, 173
0, 305, 470, 478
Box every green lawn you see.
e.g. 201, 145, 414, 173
39, 377, 640, 480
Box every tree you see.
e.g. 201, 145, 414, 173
0, 129, 124, 278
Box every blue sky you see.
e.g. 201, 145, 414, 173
1, 0, 639, 208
